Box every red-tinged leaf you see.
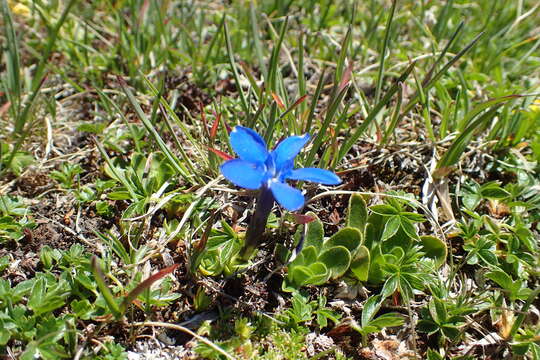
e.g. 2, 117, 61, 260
0, 101, 11, 117
200, 102, 209, 138
339, 60, 354, 92
208, 147, 233, 161
121, 264, 180, 312
291, 94, 308, 109
271, 92, 286, 110
116, 75, 128, 88
139, 0, 150, 25
195, 211, 217, 252
210, 113, 221, 139
224, 121, 232, 134
375, 122, 383, 143
291, 213, 315, 224
327, 322, 355, 338
232, 224, 245, 232
392, 290, 400, 306
94, 314, 114, 322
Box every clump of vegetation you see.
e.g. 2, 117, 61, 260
0, 0, 539, 359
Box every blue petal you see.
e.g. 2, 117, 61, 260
269, 180, 305, 211
230, 126, 268, 163
286, 168, 341, 185
272, 133, 310, 170
220, 159, 264, 189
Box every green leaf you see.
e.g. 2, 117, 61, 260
437, 95, 520, 170
367, 245, 386, 284
480, 183, 511, 199
350, 246, 370, 282
304, 212, 324, 250
361, 295, 382, 327
8, 151, 34, 176
381, 275, 399, 299
441, 325, 461, 340
429, 297, 447, 323
381, 215, 401, 241
318, 246, 351, 279
90, 256, 121, 319
485, 270, 513, 291
369, 313, 404, 329
347, 194, 368, 233
300, 246, 318, 265
290, 266, 313, 287
27, 281, 66, 317
307, 262, 330, 285
426, 349, 444, 360
417, 320, 439, 334
370, 204, 399, 216
461, 181, 482, 210
121, 264, 179, 313
399, 217, 418, 240
400, 212, 425, 222
323, 227, 362, 253
420, 235, 447, 267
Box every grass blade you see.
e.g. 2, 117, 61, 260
374, 0, 397, 104
436, 95, 521, 171
401, 30, 484, 116
338, 61, 416, 162
223, 20, 250, 116
91, 256, 122, 320
118, 76, 195, 185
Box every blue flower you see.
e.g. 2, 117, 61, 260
220, 126, 341, 211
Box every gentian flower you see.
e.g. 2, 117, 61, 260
220, 126, 341, 211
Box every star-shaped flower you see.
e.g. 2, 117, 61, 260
220, 126, 341, 211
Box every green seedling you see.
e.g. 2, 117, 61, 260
50, 163, 83, 189
279, 292, 341, 330
101, 151, 175, 219
417, 296, 467, 343
90, 256, 179, 320
352, 295, 404, 346
197, 220, 245, 277
0, 195, 34, 243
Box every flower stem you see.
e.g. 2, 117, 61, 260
240, 186, 274, 260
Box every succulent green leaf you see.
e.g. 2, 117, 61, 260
304, 211, 324, 250
289, 252, 305, 268
318, 245, 351, 279
347, 194, 368, 233
323, 227, 362, 253
308, 262, 330, 285
301, 246, 318, 265
290, 265, 313, 287
350, 245, 370, 282
367, 245, 386, 284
